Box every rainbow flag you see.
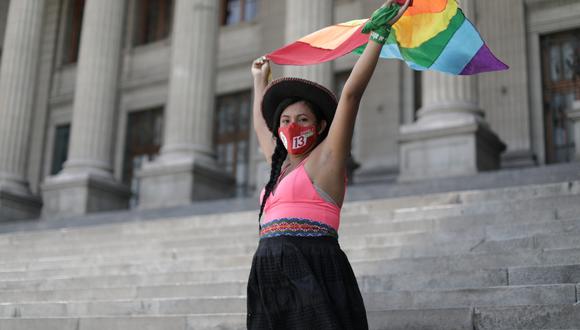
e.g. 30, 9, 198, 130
266, 0, 508, 75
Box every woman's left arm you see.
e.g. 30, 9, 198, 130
320, 0, 410, 164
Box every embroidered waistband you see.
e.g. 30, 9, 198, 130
259, 218, 338, 239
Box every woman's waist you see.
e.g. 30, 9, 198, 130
262, 205, 340, 230
259, 217, 339, 239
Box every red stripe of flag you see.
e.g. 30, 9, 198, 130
266, 25, 369, 66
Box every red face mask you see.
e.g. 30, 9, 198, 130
278, 123, 319, 155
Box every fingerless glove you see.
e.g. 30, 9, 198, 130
362, 4, 400, 44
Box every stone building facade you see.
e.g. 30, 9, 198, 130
0, 0, 579, 221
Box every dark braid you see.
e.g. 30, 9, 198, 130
258, 138, 287, 225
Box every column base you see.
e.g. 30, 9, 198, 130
398, 120, 506, 182
137, 157, 236, 210
0, 188, 42, 221
501, 150, 538, 169
353, 165, 399, 184
41, 173, 131, 218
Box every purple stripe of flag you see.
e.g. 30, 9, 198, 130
460, 44, 509, 75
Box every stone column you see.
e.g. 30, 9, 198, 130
137, 0, 235, 210
570, 100, 580, 161
41, 0, 130, 217
398, 0, 505, 182
254, 0, 336, 194
0, 0, 44, 221
284, 0, 334, 87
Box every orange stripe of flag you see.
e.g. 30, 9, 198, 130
299, 19, 367, 50
405, 0, 448, 16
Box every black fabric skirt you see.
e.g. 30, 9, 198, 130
246, 236, 368, 330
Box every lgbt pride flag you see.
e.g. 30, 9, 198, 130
266, 0, 508, 75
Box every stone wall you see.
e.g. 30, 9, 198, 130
26, 0, 551, 195
477, 0, 533, 167
1, 0, 578, 218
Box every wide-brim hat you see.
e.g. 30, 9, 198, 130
262, 77, 338, 132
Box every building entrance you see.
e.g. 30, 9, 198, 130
215, 91, 251, 197
541, 29, 580, 163
123, 108, 163, 208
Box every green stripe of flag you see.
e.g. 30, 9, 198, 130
393, 10, 465, 68
355, 10, 466, 69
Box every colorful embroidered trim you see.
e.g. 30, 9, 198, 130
260, 218, 338, 239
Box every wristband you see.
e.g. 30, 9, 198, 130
369, 27, 392, 45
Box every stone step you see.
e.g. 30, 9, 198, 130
362, 284, 577, 310
1, 191, 577, 249
473, 304, 580, 330
1, 303, 577, 330
354, 247, 580, 277
0, 267, 252, 291
356, 180, 580, 216
0, 285, 574, 318
385, 194, 578, 222
0, 267, 507, 295
5, 193, 580, 251
0, 236, 482, 272
0, 232, 580, 280
5, 260, 580, 302
370, 303, 580, 330
509, 263, 580, 286
2, 218, 580, 278
0, 314, 247, 330
0, 268, 511, 303
455, 180, 580, 204
367, 308, 473, 330
0, 181, 577, 329
0, 281, 247, 303
5, 278, 575, 311
4, 213, 566, 271
4, 213, 578, 268
342, 218, 580, 254
0, 212, 552, 267
3, 210, 579, 270
0, 242, 578, 283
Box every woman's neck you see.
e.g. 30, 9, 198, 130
286, 153, 309, 168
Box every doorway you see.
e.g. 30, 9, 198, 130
541, 29, 580, 163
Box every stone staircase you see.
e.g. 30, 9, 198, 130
0, 180, 579, 329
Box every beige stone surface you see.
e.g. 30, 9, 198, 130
0, 0, 578, 217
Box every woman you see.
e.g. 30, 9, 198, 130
247, 1, 410, 329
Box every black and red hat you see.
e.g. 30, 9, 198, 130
261, 77, 338, 132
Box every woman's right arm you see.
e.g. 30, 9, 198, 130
251, 57, 275, 164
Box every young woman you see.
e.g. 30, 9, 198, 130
247, 1, 410, 329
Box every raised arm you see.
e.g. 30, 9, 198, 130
320, 0, 410, 164
251, 57, 275, 164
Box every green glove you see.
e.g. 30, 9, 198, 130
362, 4, 401, 44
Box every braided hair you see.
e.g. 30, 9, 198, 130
258, 98, 327, 227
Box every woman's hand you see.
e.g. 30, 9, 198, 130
384, 0, 411, 25
363, 0, 410, 44
252, 56, 271, 89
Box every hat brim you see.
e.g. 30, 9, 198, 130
262, 77, 338, 132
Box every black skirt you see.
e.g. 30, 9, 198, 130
246, 236, 368, 330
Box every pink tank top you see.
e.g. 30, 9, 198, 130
260, 158, 345, 231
